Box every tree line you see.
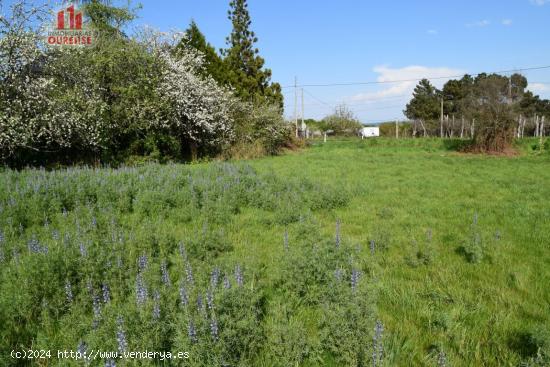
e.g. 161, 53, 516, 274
404, 74, 549, 151
0, 0, 288, 167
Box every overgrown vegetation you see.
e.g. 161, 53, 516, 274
1, 139, 549, 366
404, 74, 549, 152
0, 0, 288, 167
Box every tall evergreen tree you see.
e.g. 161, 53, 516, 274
404, 79, 441, 122
223, 0, 283, 108
178, 20, 229, 85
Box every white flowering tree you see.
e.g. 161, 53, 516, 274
155, 39, 235, 159
0, 1, 108, 160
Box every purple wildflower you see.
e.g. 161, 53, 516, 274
437, 350, 447, 367
116, 317, 128, 354
102, 283, 110, 303
206, 290, 214, 311
136, 273, 148, 306
283, 229, 289, 251
152, 290, 161, 319
351, 269, 361, 293
179, 283, 189, 307
372, 320, 384, 367
234, 265, 243, 287
427, 228, 432, 243
137, 254, 148, 272
223, 275, 231, 289
188, 320, 197, 343
369, 239, 376, 255
210, 317, 219, 341
196, 294, 204, 311
79, 242, 87, 258
210, 267, 220, 289
105, 359, 116, 367
334, 269, 343, 282
185, 262, 194, 285
65, 280, 73, 303
161, 260, 171, 286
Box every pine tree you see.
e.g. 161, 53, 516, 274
178, 20, 229, 85
223, 0, 283, 108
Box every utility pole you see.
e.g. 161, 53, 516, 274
508, 75, 512, 104
294, 76, 298, 138
440, 98, 444, 138
301, 88, 305, 138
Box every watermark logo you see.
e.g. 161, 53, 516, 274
46, 2, 97, 46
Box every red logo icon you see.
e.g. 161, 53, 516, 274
57, 4, 83, 30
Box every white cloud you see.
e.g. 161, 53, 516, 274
427, 29, 438, 35
466, 20, 490, 27
348, 65, 466, 104
501, 19, 513, 26
528, 83, 549, 92
531, 0, 550, 5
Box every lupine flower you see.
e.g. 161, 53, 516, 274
372, 320, 384, 367
495, 230, 501, 241
153, 291, 161, 319
473, 212, 478, 226
91, 216, 97, 228
210, 267, 220, 289
28, 236, 42, 253
161, 260, 171, 286
369, 239, 376, 255
79, 242, 87, 258
437, 350, 447, 367
234, 265, 243, 287
136, 273, 148, 306
52, 230, 60, 241
223, 275, 231, 289
351, 269, 361, 292
334, 269, 343, 282
62, 207, 68, 217
116, 317, 128, 354
427, 228, 432, 243
196, 294, 204, 311
335, 219, 341, 248
206, 290, 214, 310
210, 317, 219, 341
188, 320, 197, 343
105, 359, 116, 367
179, 283, 189, 307
283, 229, 289, 251
185, 262, 194, 285
102, 283, 110, 303
138, 254, 148, 272
77, 341, 89, 365
92, 292, 101, 319
65, 280, 73, 303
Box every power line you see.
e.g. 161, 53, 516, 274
281, 65, 550, 89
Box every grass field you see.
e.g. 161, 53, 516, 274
1, 138, 549, 366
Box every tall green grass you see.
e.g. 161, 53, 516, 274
0, 138, 549, 366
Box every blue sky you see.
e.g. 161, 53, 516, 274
22, 0, 550, 122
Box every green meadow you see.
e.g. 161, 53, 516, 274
1, 138, 549, 366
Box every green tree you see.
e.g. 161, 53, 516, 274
404, 79, 441, 123
222, 0, 283, 108
322, 104, 362, 136
177, 20, 229, 85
